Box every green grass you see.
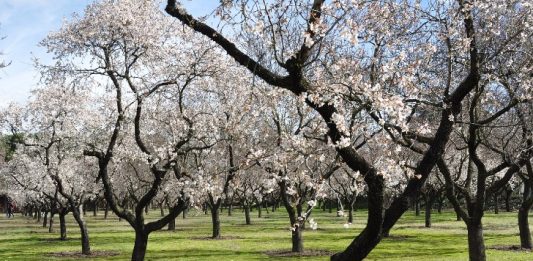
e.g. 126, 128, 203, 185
0, 209, 531, 260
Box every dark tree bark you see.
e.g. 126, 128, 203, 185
291, 225, 304, 252
425, 195, 435, 228
132, 230, 148, 261
331, 173, 384, 261
71, 205, 91, 255
518, 172, 533, 249
167, 217, 176, 231
518, 202, 532, 249
347, 203, 354, 224
59, 211, 67, 240
43, 211, 48, 228
505, 189, 511, 212
51, 174, 92, 255
49, 213, 55, 233
415, 196, 421, 216
466, 221, 486, 261
257, 201, 262, 218
244, 204, 251, 225
493, 193, 499, 214
93, 199, 98, 217
210, 204, 221, 238
437, 195, 444, 214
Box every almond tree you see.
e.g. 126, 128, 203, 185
164, 1, 532, 259
38, 1, 229, 259
246, 93, 339, 252
328, 166, 365, 224
192, 76, 265, 238
1, 86, 98, 254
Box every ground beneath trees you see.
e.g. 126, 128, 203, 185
488, 245, 531, 252
190, 235, 244, 240
264, 249, 334, 257
46, 250, 119, 258
0, 210, 532, 260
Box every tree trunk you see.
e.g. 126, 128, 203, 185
494, 193, 499, 214
93, 201, 97, 217
160, 205, 165, 217
244, 205, 251, 225
104, 204, 109, 220
425, 195, 434, 228
228, 204, 232, 216
518, 204, 532, 249
131, 230, 148, 261
518, 183, 533, 249
211, 205, 221, 238
59, 212, 67, 240
43, 211, 48, 228
257, 202, 262, 218
49, 214, 54, 233
168, 217, 176, 231
330, 173, 384, 261
415, 197, 420, 216
291, 225, 303, 252
437, 196, 443, 214
37, 210, 41, 222
182, 207, 187, 219
72, 208, 91, 255
466, 221, 486, 261
505, 191, 511, 212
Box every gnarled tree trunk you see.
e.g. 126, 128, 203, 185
291, 225, 303, 252
71, 206, 91, 255
466, 221, 486, 261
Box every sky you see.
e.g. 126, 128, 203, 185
0, 0, 218, 108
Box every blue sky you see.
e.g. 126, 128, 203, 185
0, 0, 218, 107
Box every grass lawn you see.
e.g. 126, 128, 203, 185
0, 208, 531, 260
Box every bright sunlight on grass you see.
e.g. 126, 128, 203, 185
0, 209, 531, 260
